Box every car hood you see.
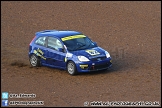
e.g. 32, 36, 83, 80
69, 47, 106, 59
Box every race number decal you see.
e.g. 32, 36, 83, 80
85, 50, 100, 56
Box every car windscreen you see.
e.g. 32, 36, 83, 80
62, 35, 96, 51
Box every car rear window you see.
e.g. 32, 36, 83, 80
35, 37, 46, 46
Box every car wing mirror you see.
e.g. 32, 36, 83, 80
93, 42, 97, 46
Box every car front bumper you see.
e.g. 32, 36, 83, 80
75, 57, 112, 73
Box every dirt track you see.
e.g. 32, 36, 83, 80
1, 1, 161, 107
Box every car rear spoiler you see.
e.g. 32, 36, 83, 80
35, 30, 58, 35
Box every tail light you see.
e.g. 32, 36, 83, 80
29, 36, 36, 46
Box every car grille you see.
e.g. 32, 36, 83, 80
90, 62, 111, 71
90, 56, 107, 61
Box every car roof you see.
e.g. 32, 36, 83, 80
35, 30, 83, 38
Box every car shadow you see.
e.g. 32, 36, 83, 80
78, 52, 146, 76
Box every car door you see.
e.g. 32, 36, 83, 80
46, 36, 66, 68
34, 36, 47, 65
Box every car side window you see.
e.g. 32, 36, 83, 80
35, 36, 46, 46
47, 37, 63, 51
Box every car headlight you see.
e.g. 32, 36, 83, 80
78, 56, 90, 62
105, 51, 110, 58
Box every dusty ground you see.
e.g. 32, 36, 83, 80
1, 1, 161, 107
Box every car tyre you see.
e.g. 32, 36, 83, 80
29, 54, 41, 67
67, 61, 77, 75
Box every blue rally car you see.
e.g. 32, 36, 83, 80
29, 30, 112, 75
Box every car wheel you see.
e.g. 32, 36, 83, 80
29, 54, 40, 67
67, 61, 77, 75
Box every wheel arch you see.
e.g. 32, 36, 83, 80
66, 60, 75, 67
29, 53, 41, 59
